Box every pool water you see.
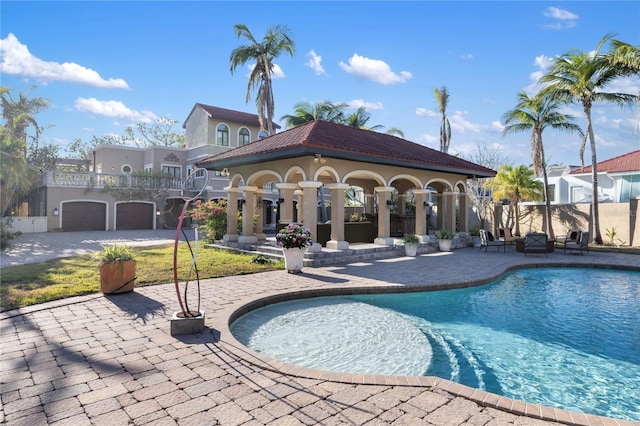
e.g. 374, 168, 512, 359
230, 267, 640, 421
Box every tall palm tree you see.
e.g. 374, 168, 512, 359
489, 164, 544, 237
503, 91, 582, 239
433, 86, 451, 154
1, 86, 50, 154
540, 34, 638, 244
280, 100, 348, 128
229, 24, 295, 135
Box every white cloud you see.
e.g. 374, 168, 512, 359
75, 97, 157, 123
348, 99, 383, 110
542, 7, 578, 30
0, 33, 129, 89
450, 110, 482, 134
305, 50, 326, 75
544, 6, 578, 20
415, 108, 437, 117
460, 53, 474, 60
338, 53, 412, 84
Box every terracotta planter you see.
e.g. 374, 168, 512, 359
404, 243, 418, 257
282, 248, 305, 274
99, 260, 137, 294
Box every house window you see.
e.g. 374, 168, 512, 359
258, 130, 268, 139
238, 128, 250, 146
195, 169, 205, 178
121, 164, 132, 174
547, 184, 555, 202
162, 166, 181, 178
217, 124, 229, 146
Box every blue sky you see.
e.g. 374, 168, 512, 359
2, 1, 639, 167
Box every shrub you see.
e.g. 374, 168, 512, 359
190, 199, 241, 242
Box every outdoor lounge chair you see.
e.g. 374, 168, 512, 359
524, 232, 547, 257
564, 231, 590, 255
480, 229, 506, 252
556, 229, 580, 248
499, 228, 517, 245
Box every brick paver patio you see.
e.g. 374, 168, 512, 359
2, 246, 639, 425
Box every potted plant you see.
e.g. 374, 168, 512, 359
403, 233, 420, 256
435, 229, 454, 252
469, 225, 481, 248
96, 242, 137, 294
276, 224, 312, 273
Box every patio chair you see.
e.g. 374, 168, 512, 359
564, 231, 590, 255
556, 229, 580, 248
480, 229, 506, 253
524, 233, 547, 257
499, 228, 517, 245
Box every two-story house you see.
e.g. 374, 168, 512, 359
541, 149, 640, 204
29, 104, 279, 232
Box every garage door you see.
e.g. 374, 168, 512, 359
62, 202, 106, 231
116, 202, 153, 230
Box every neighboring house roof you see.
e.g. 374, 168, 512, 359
196, 120, 496, 178
182, 103, 281, 130
570, 149, 640, 174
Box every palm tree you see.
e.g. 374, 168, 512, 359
540, 34, 638, 244
344, 107, 406, 136
489, 164, 544, 237
502, 91, 582, 239
229, 24, 295, 135
1, 86, 50, 155
280, 100, 347, 128
433, 86, 451, 154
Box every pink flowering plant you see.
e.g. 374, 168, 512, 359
276, 224, 312, 249
189, 199, 241, 242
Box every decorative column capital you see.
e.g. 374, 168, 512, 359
297, 180, 323, 189
325, 183, 350, 190
275, 183, 298, 190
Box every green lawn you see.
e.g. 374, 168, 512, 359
0, 243, 283, 312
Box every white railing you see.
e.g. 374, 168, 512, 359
44, 172, 194, 190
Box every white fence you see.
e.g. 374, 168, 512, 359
6, 217, 48, 233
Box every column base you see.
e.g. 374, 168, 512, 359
223, 234, 239, 242
238, 235, 258, 244
326, 240, 349, 250
374, 237, 395, 246
307, 242, 322, 252
170, 310, 205, 335
255, 233, 267, 241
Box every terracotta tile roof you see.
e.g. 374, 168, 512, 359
570, 149, 640, 174
192, 103, 281, 129
196, 120, 496, 178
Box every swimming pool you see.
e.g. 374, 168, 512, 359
230, 267, 640, 421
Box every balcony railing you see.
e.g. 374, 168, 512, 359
44, 171, 194, 191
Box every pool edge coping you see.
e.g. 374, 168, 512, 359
220, 261, 640, 426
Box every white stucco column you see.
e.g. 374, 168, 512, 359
458, 192, 469, 233
223, 187, 239, 242
374, 186, 395, 246
255, 189, 267, 240
443, 191, 457, 233
298, 181, 323, 252
365, 193, 375, 215
325, 183, 350, 250
294, 189, 303, 224
275, 183, 297, 225
413, 189, 428, 241
238, 186, 258, 244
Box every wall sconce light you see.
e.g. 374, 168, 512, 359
221, 168, 229, 177
238, 199, 246, 206
156, 209, 161, 216
386, 199, 394, 206
313, 154, 326, 164
53, 207, 59, 216
273, 206, 277, 213
423, 201, 429, 207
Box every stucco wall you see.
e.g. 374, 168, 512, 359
486, 201, 640, 246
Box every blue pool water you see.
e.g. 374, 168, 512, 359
230, 267, 640, 421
